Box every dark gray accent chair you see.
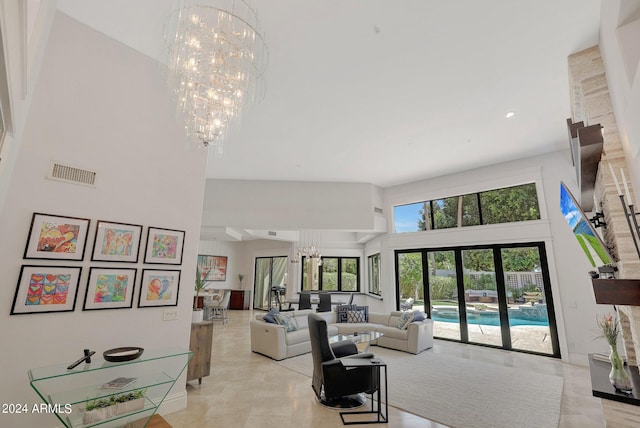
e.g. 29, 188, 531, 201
299, 290, 312, 310
308, 313, 378, 405
316, 291, 332, 312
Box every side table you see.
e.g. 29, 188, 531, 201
339, 358, 388, 425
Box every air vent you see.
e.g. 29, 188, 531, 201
268, 231, 277, 236
374, 207, 383, 214
48, 162, 97, 187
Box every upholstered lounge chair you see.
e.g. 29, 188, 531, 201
308, 313, 378, 406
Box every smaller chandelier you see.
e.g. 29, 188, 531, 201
291, 245, 323, 266
165, 0, 267, 153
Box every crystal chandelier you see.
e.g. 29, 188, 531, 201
165, 0, 267, 153
290, 245, 323, 266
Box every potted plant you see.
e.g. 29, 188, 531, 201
83, 389, 146, 424
193, 266, 209, 323
238, 273, 245, 289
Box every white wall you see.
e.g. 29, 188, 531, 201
0, 13, 207, 428
202, 179, 381, 231
600, 1, 640, 194
380, 150, 611, 364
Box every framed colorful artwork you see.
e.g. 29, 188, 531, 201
197, 254, 228, 281
23, 213, 91, 261
143, 227, 185, 265
91, 220, 143, 263
11, 265, 82, 315
137, 269, 181, 307
82, 267, 137, 311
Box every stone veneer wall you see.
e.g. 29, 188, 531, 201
568, 45, 640, 367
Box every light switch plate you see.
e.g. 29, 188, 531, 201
163, 308, 178, 321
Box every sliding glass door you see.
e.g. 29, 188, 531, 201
427, 250, 459, 341
500, 246, 554, 354
253, 256, 288, 310
396, 243, 559, 357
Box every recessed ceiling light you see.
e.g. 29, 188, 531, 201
505, 111, 515, 118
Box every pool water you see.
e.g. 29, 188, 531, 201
432, 310, 549, 327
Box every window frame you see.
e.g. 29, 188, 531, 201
301, 256, 361, 292
393, 182, 540, 234
368, 253, 381, 296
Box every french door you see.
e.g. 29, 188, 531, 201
395, 242, 560, 357
253, 256, 288, 310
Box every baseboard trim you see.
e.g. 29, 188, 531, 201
156, 390, 188, 415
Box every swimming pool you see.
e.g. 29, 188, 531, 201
432, 309, 549, 327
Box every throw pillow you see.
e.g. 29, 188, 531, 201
346, 310, 366, 323
396, 311, 414, 330
337, 304, 358, 323
412, 310, 426, 322
354, 305, 369, 322
263, 308, 279, 324
274, 313, 298, 332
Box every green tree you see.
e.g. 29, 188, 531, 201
398, 253, 423, 300
463, 249, 494, 271
417, 201, 430, 231
430, 276, 457, 300
501, 248, 540, 271
480, 183, 540, 224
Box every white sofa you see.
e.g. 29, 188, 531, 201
250, 308, 434, 360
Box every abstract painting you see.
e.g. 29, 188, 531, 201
143, 227, 185, 265
92, 220, 143, 262
197, 254, 227, 281
23, 213, 90, 260
138, 269, 181, 307
11, 265, 82, 314
83, 267, 137, 310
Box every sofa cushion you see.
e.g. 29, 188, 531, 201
263, 308, 279, 323
336, 304, 357, 323
378, 325, 409, 340
412, 310, 426, 322
347, 310, 366, 323
285, 328, 309, 346
396, 311, 414, 329
274, 313, 298, 332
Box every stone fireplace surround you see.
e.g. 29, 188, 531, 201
569, 45, 640, 425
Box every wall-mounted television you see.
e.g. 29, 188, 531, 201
560, 181, 613, 267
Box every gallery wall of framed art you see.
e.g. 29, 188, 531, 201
10, 211, 188, 315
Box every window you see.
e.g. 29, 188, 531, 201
393, 183, 540, 233
368, 253, 381, 296
395, 242, 559, 357
253, 256, 288, 310
302, 256, 360, 292
479, 183, 540, 224
432, 197, 458, 229
393, 201, 429, 233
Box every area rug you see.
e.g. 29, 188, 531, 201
276, 347, 563, 428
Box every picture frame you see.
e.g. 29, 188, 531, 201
137, 269, 181, 307
197, 254, 228, 281
143, 227, 185, 265
91, 220, 143, 263
11, 265, 82, 315
23, 213, 91, 261
83, 267, 138, 311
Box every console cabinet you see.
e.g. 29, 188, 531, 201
230, 289, 250, 310
187, 321, 213, 384
28, 347, 192, 428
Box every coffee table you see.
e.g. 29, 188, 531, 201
329, 331, 383, 353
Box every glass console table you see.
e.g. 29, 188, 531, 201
28, 347, 192, 428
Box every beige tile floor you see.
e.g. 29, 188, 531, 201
163, 310, 605, 428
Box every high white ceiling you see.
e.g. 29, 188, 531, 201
57, 0, 602, 188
